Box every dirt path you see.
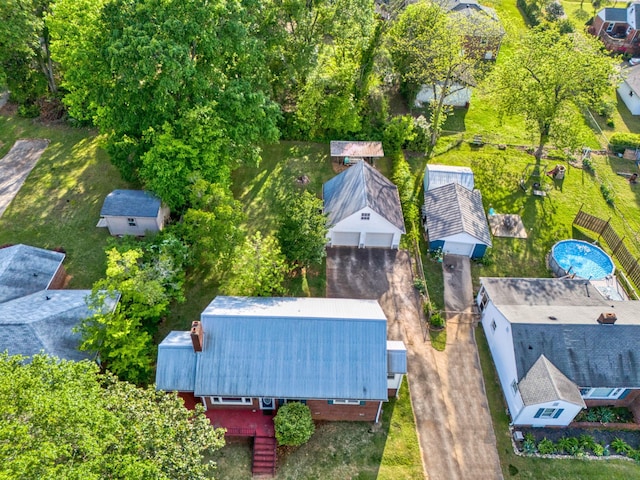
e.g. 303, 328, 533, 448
0, 139, 49, 218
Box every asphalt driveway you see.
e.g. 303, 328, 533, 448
326, 247, 502, 480
0, 139, 49, 218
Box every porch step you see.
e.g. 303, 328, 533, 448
252, 436, 276, 476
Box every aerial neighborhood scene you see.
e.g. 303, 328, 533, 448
3, 0, 640, 478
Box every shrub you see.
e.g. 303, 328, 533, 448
611, 438, 631, 455
600, 183, 614, 205
582, 156, 594, 172
628, 448, 640, 462
592, 443, 605, 456
557, 436, 580, 455
537, 438, 556, 455
609, 132, 640, 154
413, 278, 427, 295
596, 406, 615, 423
584, 408, 599, 422
274, 402, 315, 447
578, 434, 596, 450
523, 433, 537, 454
429, 311, 445, 329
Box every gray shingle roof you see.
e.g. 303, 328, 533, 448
100, 190, 162, 218
157, 296, 390, 400
424, 183, 491, 245
518, 355, 585, 407
323, 161, 405, 231
0, 245, 64, 304
602, 7, 628, 22
623, 64, 640, 96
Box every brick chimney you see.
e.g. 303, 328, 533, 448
597, 312, 617, 325
190, 321, 204, 352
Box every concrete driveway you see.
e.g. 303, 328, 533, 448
326, 248, 502, 480
0, 139, 49, 218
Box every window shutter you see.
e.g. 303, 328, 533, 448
619, 389, 631, 400
328, 400, 333, 405
359, 401, 366, 406
534, 408, 544, 418
553, 408, 564, 419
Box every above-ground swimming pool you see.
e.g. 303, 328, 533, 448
549, 240, 615, 280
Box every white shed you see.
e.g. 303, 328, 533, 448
619, 64, 640, 115
98, 190, 169, 236
323, 162, 405, 249
415, 82, 472, 108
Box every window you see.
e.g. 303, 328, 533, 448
478, 288, 489, 312
490, 319, 497, 333
627, 26, 633, 36
331, 399, 364, 405
361, 213, 370, 220
387, 373, 397, 380
127, 217, 137, 227
209, 397, 252, 405
581, 388, 625, 399
540, 408, 558, 418
511, 380, 519, 396
606, 23, 614, 33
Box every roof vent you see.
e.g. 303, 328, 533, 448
548, 316, 557, 320
190, 321, 204, 352
597, 312, 617, 325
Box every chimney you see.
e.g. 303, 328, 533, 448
190, 321, 204, 352
597, 312, 617, 325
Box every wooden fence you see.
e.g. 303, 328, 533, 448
573, 208, 640, 292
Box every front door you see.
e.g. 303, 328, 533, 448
259, 398, 275, 411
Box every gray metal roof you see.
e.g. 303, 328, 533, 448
330, 141, 384, 158
387, 340, 407, 374
602, 7, 628, 22
156, 331, 197, 392
323, 161, 405, 231
157, 296, 389, 400
100, 190, 162, 218
518, 355, 585, 407
424, 183, 491, 245
0, 290, 94, 361
424, 164, 475, 192
0, 244, 65, 304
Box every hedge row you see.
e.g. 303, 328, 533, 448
609, 132, 640, 154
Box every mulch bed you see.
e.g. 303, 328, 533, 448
519, 426, 640, 449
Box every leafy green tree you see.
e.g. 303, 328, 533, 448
274, 402, 315, 446
490, 26, 616, 160
277, 190, 328, 269
223, 231, 289, 297
0, 353, 224, 479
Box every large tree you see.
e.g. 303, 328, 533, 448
387, 2, 499, 151
491, 26, 617, 160
0, 353, 224, 479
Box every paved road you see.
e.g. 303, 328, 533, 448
0, 139, 49, 218
326, 248, 503, 480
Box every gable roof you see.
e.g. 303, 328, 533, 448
518, 355, 585, 407
0, 244, 64, 304
100, 190, 162, 218
424, 182, 491, 245
330, 141, 384, 158
599, 7, 628, 22
156, 331, 197, 392
622, 64, 640, 96
323, 161, 405, 231
424, 164, 475, 192
157, 296, 392, 400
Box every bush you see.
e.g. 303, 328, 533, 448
274, 402, 315, 447
600, 183, 615, 205
413, 278, 427, 295
429, 311, 445, 329
611, 437, 631, 455
592, 443, 605, 456
582, 156, 594, 173
537, 438, 556, 454
609, 132, 640, 154
578, 434, 596, 450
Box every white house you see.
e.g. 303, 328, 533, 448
423, 182, 491, 258
98, 190, 170, 236
619, 63, 640, 115
477, 277, 640, 427
323, 161, 405, 248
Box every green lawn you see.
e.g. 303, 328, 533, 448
0, 114, 132, 287
211, 377, 423, 480
477, 328, 640, 479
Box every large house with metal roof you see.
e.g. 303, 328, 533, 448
98, 189, 169, 236
156, 296, 407, 422
323, 161, 405, 249
590, 2, 640, 55
423, 182, 491, 258
477, 277, 640, 427
0, 244, 112, 361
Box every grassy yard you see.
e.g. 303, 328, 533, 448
211, 377, 423, 480
0, 114, 132, 287
477, 328, 640, 479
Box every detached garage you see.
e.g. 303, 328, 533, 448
618, 64, 640, 115
424, 182, 491, 258
323, 162, 405, 249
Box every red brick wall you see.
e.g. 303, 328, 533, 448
388, 388, 398, 398
306, 400, 381, 421
584, 389, 640, 409
48, 264, 67, 289
592, 16, 605, 37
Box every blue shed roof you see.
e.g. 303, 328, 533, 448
156, 331, 197, 392
323, 162, 405, 232
156, 296, 390, 401
0, 244, 65, 304
100, 190, 162, 218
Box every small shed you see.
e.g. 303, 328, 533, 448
619, 64, 640, 115
415, 82, 472, 108
424, 164, 475, 192
424, 182, 491, 258
98, 190, 169, 236
330, 141, 384, 165
323, 161, 405, 248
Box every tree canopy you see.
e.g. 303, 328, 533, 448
0, 353, 225, 479
490, 26, 617, 159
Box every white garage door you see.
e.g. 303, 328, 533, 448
332, 231, 360, 247
364, 232, 394, 248
443, 241, 474, 257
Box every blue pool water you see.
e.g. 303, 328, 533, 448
550, 240, 615, 280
